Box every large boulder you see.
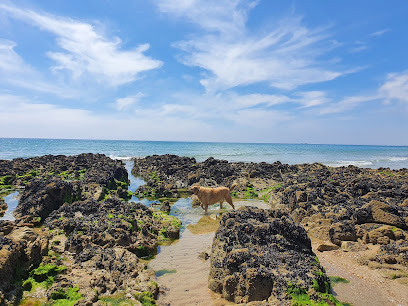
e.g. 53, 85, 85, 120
209, 207, 337, 305
353, 200, 407, 229
14, 178, 74, 222
329, 220, 357, 246
0, 225, 48, 304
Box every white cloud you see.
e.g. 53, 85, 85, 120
349, 45, 368, 53
115, 93, 144, 111
370, 29, 389, 37
0, 94, 214, 141
156, 0, 253, 35
0, 4, 162, 87
379, 72, 408, 104
157, 0, 343, 91
295, 91, 330, 109
316, 71, 408, 115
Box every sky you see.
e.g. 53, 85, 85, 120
0, 0, 407, 145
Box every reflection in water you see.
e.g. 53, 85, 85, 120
1, 191, 19, 221
124, 161, 157, 206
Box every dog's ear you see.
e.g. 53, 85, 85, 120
191, 185, 199, 194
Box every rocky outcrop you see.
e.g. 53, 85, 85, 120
38, 197, 180, 304
209, 207, 337, 305
0, 154, 182, 305
14, 178, 74, 223
45, 197, 181, 257
0, 224, 48, 304
354, 200, 407, 229
132, 154, 295, 198
1, 153, 129, 204
0, 198, 6, 218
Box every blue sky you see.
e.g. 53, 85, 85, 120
0, 0, 407, 145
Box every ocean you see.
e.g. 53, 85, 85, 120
0, 138, 407, 169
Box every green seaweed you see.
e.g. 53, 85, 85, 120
155, 269, 177, 277
286, 282, 343, 306
51, 285, 83, 306
329, 276, 350, 285
244, 184, 258, 199
134, 291, 155, 306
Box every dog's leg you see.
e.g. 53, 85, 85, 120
225, 194, 235, 210
219, 200, 223, 210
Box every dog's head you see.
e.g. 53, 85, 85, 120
190, 185, 200, 195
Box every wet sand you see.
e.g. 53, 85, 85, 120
313, 242, 408, 306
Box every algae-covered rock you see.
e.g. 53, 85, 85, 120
209, 206, 338, 305
45, 197, 181, 256
14, 177, 73, 223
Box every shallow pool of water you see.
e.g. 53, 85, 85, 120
1, 191, 19, 221
124, 161, 158, 206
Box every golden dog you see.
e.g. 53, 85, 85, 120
191, 183, 237, 213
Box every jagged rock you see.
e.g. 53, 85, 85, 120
374, 241, 408, 266
132, 155, 295, 198
0, 226, 49, 304
209, 206, 334, 305
14, 178, 74, 222
329, 220, 357, 246
354, 200, 407, 229
341, 241, 368, 252
317, 242, 340, 252
160, 200, 171, 213
0, 198, 6, 218
45, 197, 181, 257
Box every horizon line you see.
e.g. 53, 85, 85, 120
0, 136, 407, 148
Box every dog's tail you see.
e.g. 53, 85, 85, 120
230, 183, 238, 191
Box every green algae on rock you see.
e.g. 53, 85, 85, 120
208, 206, 340, 305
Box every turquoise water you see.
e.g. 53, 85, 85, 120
0, 138, 407, 169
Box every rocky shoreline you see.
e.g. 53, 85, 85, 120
1, 153, 407, 305
0, 154, 181, 305
131, 154, 408, 303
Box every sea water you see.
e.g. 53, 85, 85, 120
0, 138, 407, 169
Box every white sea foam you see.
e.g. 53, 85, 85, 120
109, 155, 134, 161
388, 157, 408, 162
327, 160, 374, 167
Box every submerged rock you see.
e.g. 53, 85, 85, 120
209, 206, 337, 305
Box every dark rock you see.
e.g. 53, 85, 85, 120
14, 177, 73, 222
209, 206, 332, 304
329, 220, 357, 246
160, 200, 171, 213
0, 198, 6, 218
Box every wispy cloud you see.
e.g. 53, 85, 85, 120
157, 0, 344, 91
115, 93, 144, 111
370, 29, 389, 37
379, 71, 408, 104
295, 91, 330, 109
349, 45, 368, 53
319, 95, 379, 115
0, 4, 162, 87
